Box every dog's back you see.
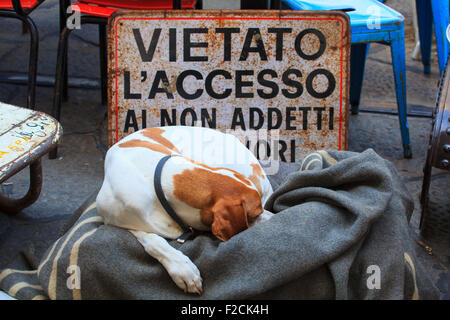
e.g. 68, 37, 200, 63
97, 126, 272, 235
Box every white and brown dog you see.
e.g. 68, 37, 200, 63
96, 126, 273, 294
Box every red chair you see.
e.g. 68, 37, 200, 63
50, 0, 199, 159
0, 0, 45, 109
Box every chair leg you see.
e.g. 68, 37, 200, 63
390, 32, 412, 159
195, 0, 203, 9
62, 38, 69, 102
431, 0, 449, 74
240, 0, 268, 9
49, 26, 73, 160
22, 15, 39, 110
416, 0, 433, 74
411, 0, 421, 60
0, 12, 38, 110
49, 16, 107, 159
350, 43, 369, 115
99, 24, 107, 105
59, 0, 69, 102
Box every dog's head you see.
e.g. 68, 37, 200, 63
173, 166, 264, 241
205, 194, 263, 241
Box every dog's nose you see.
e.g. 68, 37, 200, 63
261, 210, 274, 221
249, 210, 274, 227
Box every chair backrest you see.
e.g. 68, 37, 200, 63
282, 0, 355, 11
79, 0, 196, 10
0, 0, 39, 13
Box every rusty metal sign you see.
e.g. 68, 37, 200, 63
108, 10, 350, 163
0, 102, 62, 183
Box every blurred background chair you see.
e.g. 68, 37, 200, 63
282, 0, 412, 158
0, 0, 45, 109
50, 0, 199, 159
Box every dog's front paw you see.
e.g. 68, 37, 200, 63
165, 254, 203, 295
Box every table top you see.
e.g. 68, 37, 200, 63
0, 102, 62, 183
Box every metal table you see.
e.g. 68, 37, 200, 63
0, 102, 62, 214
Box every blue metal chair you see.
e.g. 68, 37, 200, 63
283, 0, 412, 158
415, 0, 449, 75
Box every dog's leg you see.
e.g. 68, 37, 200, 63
130, 230, 203, 295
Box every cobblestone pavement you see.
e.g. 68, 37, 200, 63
0, 0, 448, 299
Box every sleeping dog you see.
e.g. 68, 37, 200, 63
96, 126, 273, 294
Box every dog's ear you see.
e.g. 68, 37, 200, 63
210, 198, 248, 241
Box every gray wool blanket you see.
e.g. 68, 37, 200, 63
0, 149, 439, 299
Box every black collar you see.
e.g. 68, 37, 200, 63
154, 154, 195, 244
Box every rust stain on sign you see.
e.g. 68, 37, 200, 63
108, 10, 350, 163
